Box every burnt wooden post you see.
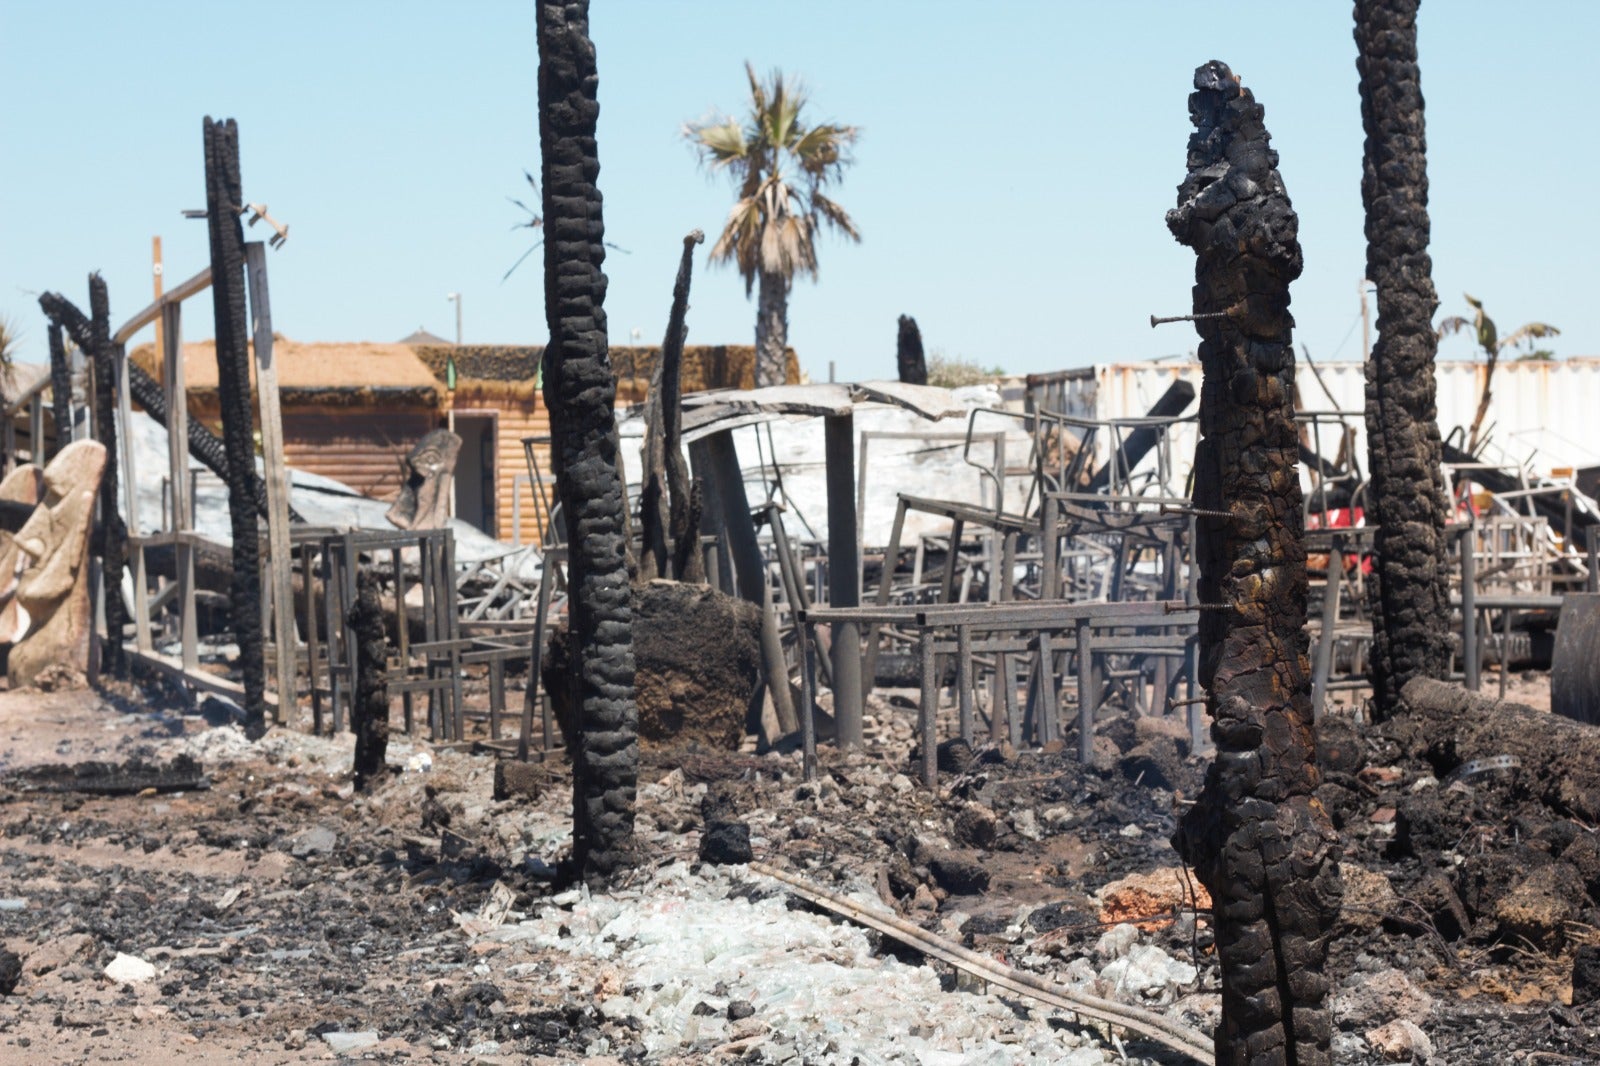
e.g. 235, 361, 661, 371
1356, 0, 1454, 715
349, 566, 389, 791
37, 281, 129, 676
46, 323, 72, 455
203, 117, 267, 732
537, 0, 638, 882
700, 428, 798, 735
1166, 61, 1342, 1066
640, 230, 706, 584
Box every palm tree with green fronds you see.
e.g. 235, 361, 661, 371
686, 63, 860, 387
1437, 293, 1560, 452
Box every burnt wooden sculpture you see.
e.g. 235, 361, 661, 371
1356, 0, 1453, 714
386, 429, 462, 531
537, 0, 638, 882
639, 230, 706, 584
8, 441, 107, 688
1166, 61, 1342, 1066
203, 117, 266, 733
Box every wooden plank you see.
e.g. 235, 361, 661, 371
128, 645, 278, 706
112, 266, 213, 345
245, 243, 297, 725
112, 342, 152, 654
161, 302, 199, 673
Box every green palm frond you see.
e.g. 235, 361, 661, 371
686, 62, 860, 292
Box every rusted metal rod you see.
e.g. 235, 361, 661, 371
1148, 301, 1245, 329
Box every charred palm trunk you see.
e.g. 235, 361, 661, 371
349, 567, 390, 791
896, 314, 927, 385
203, 117, 266, 732
640, 230, 706, 583
1167, 61, 1342, 1066
1356, 0, 1453, 714
754, 267, 788, 388
537, 0, 638, 882
47, 323, 72, 457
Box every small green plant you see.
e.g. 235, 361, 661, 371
1437, 294, 1559, 451
926, 350, 1003, 388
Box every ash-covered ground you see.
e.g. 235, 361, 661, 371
1, 669, 1596, 1064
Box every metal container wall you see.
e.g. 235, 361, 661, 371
1087, 358, 1600, 487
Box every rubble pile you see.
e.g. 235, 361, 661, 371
2, 675, 1598, 1062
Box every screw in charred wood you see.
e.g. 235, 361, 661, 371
1159, 503, 1234, 521
1148, 301, 1246, 329
1167, 601, 1231, 613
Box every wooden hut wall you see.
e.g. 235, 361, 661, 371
281, 407, 437, 502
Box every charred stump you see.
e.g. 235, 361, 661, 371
537, 0, 638, 883
47, 323, 72, 457
1166, 61, 1342, 1066
203, 117, 267, 733
896, 314, 927, 386
349, 567, 390, 791
639, 230, 706, 584
1356, 0, 1453, 714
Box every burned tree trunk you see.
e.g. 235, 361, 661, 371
640, 230, 706, 583
1167, 61, 1342, 1066
87, 278, 129, 677
1356, 0, 1453, 715
39, 283, 130, 676
203, 117, 266, 732
537, 0, 638, 882
47, 323, 72, 457
896, 314, 927, 386
349, 567, 390, 791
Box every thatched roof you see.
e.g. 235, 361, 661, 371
411, 344, 799, 399
129, 338, 442, 408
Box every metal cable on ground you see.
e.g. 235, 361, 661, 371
748, 861, 1214, 1064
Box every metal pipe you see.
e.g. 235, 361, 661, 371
824, 413, 864, 748
918, 627, 937, 787
1461, 527, 1479, 691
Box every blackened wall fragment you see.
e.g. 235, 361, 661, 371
1356, 0, 1453, 713
1166, 60, 1343, 1066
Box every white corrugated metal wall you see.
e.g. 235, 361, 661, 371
1082, 358, 1600, 490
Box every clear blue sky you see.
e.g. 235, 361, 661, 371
2, 1, 1593, 382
